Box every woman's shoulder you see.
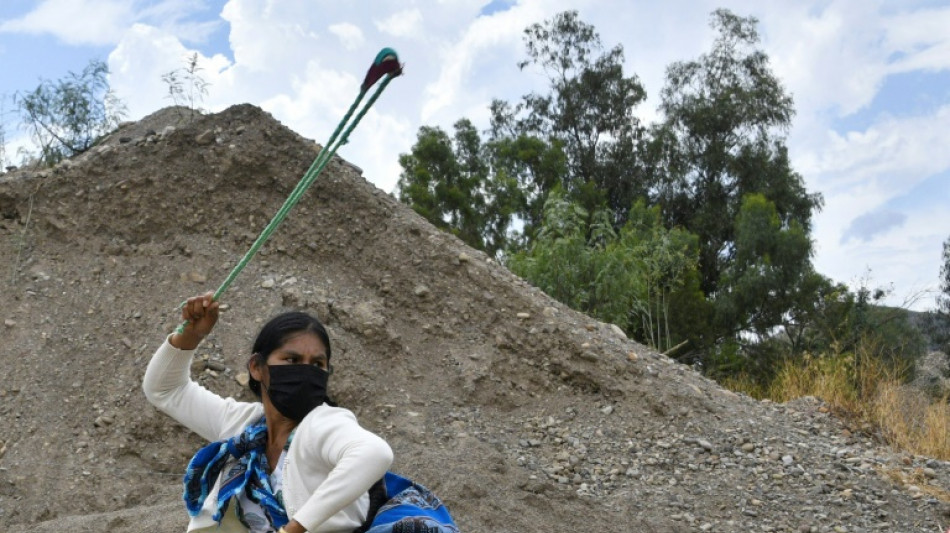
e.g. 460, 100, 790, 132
306, 403, 358, 422
296, 404, 370, 437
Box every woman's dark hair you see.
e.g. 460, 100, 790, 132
248, 311, 331, 397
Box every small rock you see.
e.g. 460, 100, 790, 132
413, 285, 430, 297
195, 129, 215, 145
235, 372, 250, 386
608, 324, 627, 339
517, 312, 531, 319
261, 278, 276, 289
3, 319, 14, 328
119, 136, 133, 144
458, 252, 471, 263
601, 405, 614, 415
206, 361, 226, 372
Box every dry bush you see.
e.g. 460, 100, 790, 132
756, 338, 950, 461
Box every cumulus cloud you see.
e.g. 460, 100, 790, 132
0, 0, 217, 46
55, 0, 950, 310
374, 9, 424, 38
0, 0, 134, 45
328, 22, 364, 51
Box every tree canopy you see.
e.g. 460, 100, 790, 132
395, 9, 928, 381
16, 59, 126, 166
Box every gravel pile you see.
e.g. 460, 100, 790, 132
0, 104, 947, 532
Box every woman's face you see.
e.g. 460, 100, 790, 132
266, 331, 329, 371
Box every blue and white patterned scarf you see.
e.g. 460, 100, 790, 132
364, 472, 459, 533
182, 417, 289, 528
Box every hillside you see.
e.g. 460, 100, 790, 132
1, 104, 948, 532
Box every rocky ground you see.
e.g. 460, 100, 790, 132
1, 104, 948, 532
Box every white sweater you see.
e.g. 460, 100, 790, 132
143, 337, 393, 532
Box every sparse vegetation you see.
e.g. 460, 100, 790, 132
16, 59, 126, 166
0, 93, 10, 170
161, 52, 210, 120
728, 336, 950, 461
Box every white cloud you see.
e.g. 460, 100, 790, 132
49, 0, 950, 311
109, 24, 232, 120
374, 8, 424, 39
884, 7, 950, 73
420, 0, 579, 123
328, 23, 364, 51
0, 0, 134, 45
0, 0, 218, 46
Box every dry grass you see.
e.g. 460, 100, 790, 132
733, 340, 950, 462
878, 465, 950, 504
872, 382, 950, 460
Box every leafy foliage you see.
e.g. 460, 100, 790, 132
508, 193, 703, 353
398, 120, 515, 255
16, 59, 126, 166
490, 10, 648, 220
646, 10, 823, 360
394, 9, 925, 387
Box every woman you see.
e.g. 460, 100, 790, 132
144, 292, 393, 533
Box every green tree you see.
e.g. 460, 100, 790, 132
648, 9, 823, 355
397, 119, 506, 254
509, 193, 704, 353
491, 10, 648, 220
485, 130, 568, 246
618, 201, 704, 353
16, 59, 126, 166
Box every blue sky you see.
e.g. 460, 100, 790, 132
1, 0, 948, 311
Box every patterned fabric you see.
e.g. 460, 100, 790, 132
182, 417, 289, 529
237, 434, 293, 532
364, 472, 459, 533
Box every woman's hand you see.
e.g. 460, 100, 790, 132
281, 520, 307, 533
169, 291, 219, 350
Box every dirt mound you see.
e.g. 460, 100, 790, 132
1, 105, 948, 532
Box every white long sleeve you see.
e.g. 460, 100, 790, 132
143, 336, 393, 532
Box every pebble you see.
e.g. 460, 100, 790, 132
413, 285, 430, 297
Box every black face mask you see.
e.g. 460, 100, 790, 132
263, 364, 330, 421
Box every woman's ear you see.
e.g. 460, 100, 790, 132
248, 353, 264, 382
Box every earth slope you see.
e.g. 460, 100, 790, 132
0, 105, 948, 532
